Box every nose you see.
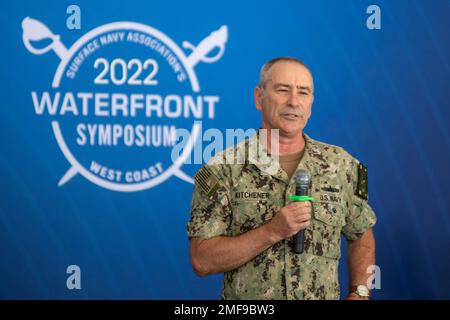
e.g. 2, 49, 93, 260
287, 92, 301, 108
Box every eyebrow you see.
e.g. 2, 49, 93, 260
273, 83, 313, 92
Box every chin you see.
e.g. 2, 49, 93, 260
278, 123, 304, 136
279, 127, 303, 138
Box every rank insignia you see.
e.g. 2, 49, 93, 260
356, 162, 368, 200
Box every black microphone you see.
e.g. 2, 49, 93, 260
292, 169, 311, 254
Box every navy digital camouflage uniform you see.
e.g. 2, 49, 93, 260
187, 133, 376, 300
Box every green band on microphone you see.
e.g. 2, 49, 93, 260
288, 195, 315, 202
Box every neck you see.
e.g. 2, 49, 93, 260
259, 127, 305, 156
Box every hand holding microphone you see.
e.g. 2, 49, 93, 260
268, 202, 311, 238
266, 170, 313, 252
291, 170, 313, 253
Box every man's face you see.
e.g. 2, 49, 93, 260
254, 61, 314, 137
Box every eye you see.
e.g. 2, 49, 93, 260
276, 88, 289, 93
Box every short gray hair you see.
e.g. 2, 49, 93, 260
258, 57, 313, 89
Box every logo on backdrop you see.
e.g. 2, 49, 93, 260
22, 17, 227, 192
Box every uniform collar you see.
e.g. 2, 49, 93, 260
246, 131, 324, 183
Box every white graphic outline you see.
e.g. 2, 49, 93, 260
22, 17, 228, 191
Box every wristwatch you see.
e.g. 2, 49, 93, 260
350, 285, 371, 298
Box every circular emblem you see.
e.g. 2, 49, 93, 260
22, 18, 228, 192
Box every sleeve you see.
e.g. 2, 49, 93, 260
341, 157, 377, 241
187, 164, 233, 240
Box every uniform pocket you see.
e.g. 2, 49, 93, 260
304, 200, 345, 259
314, 201, 345, 227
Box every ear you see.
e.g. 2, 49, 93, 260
254, 86, 263, 111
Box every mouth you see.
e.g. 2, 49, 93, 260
280, 113, 301, 120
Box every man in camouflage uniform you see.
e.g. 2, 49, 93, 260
187, 57, 376, 300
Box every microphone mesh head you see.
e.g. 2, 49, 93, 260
295, 169, 311, 187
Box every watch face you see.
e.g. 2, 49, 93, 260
357, 285, 370, 297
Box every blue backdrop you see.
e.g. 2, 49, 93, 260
0, 0, 449, 299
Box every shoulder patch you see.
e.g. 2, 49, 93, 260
194, 166, 219, 197
355, 162, 368, 200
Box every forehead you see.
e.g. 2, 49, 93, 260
266, 61, 313, 87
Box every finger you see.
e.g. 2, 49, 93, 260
296, 212, 311, 223
295, 205, 312, 216
287, 202, 306, 211
292, 201, 312, 209
297, 220, 311, 230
